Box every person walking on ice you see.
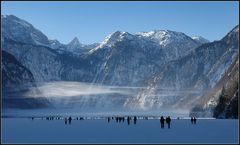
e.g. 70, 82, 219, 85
160, 116, 165, 128
166, 116, 171, 129
193, 117, 197, 124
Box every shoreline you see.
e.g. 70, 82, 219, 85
2, 115, 217, 120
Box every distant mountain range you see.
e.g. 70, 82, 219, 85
2, 15, 239, 118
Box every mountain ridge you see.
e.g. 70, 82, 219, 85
2, 15, 238, 117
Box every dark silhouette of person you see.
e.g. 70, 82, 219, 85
123, 117, 125, 122
116, 117, 119, 123
65, 118, 68, 125
31, 117, 34, 120
127, 116, 130, 125
160, 116, 165, 128
68, 117, 72, 124
108, 117, 110, 123
193, 117, 197, 124
166, 116, 171, 129
191, 117, 194, 124
134, 116, 137, 124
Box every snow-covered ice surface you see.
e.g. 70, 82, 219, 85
2, 108, 190, 118
2, 118, 238, 143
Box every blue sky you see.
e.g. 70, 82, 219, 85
2, 1, 239, 44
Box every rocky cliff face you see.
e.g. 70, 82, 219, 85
124, 26, 239, 111
2, 50, 50, 109
190, 55, 239, 118
213, 55, 239, 119
2, 15, 50, 46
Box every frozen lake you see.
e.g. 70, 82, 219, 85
2, 117, 239, 143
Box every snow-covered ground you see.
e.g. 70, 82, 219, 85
2, 118, 238, 143
3, 108, 190, 118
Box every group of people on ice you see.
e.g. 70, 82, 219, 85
160, 116, 172, 128
30, 115, 197, 127
190, 117, 197, 124
107, 116, 137, 125
64, 116, 84, 124
160, 116, 198, 129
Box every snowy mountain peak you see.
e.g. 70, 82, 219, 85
108, 31, 133, 41
90, 29, 199, 54
2, 15, 50, 46
192, 36, 210, 44
68, 37, 83, 47
136, 29, 192, 47
2, 15, 32, 28
137, 29, 172, 37
96, 31, 134, 49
